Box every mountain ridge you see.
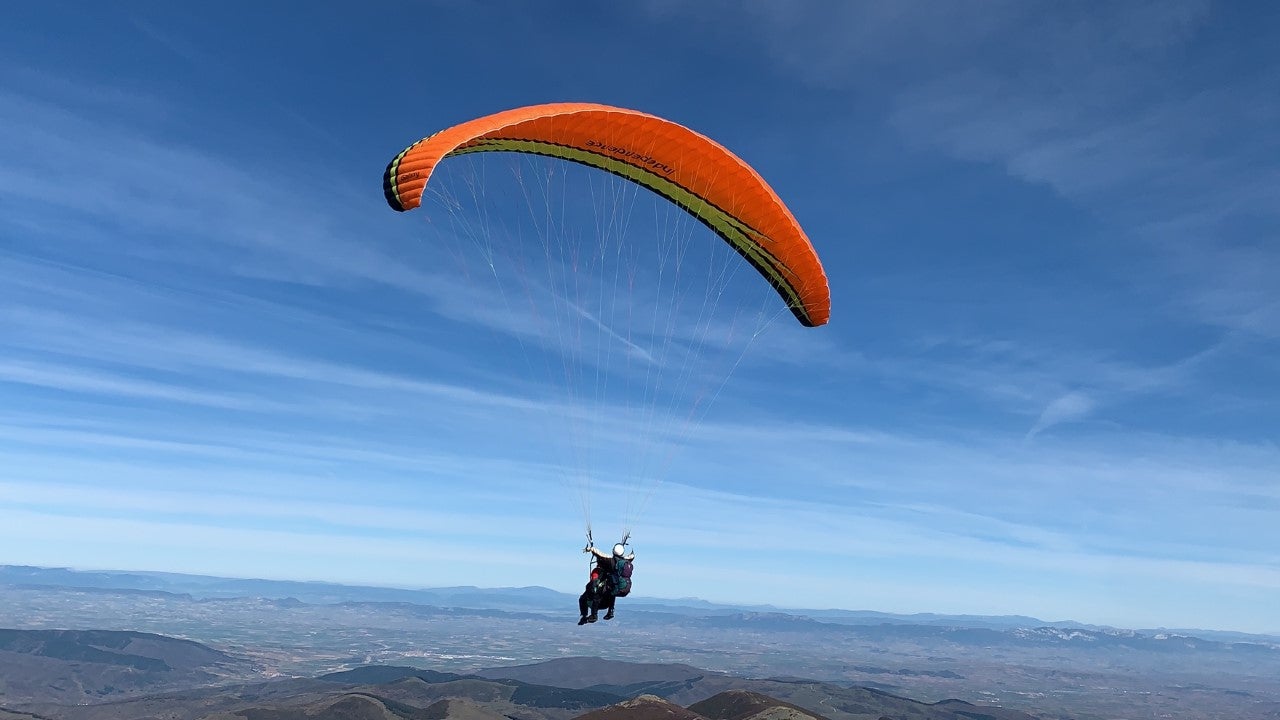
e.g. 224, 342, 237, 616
5, 564, 1275, 645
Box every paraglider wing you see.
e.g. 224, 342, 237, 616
383, 102, 830, 327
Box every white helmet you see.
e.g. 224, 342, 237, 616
613, 543, 626, 557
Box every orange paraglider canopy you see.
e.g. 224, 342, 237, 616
383, 102, 830, 327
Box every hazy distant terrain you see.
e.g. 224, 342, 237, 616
3, 565, 1279, 719
0, 631, 1038, 720
0, 628, 253, 704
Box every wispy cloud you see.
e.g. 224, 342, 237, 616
879, 12, 1280, 346
635, 2, 1277, 433
6, 423, 1277, 628
1025, 391, 1095, 439
0, 82, 790, 402
0, 360, 312, 414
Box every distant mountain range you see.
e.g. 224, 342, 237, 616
5, 565, 1278, 719
3, 564, 1277, 650
0, 630, 1040, 720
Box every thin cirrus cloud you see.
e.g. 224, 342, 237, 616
0, 86, 771, 396
880, 19, 1279, 344
638, 2, 1276, 426
0, 89, 800, 484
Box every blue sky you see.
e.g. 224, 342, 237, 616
2, 2, 1278, 633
